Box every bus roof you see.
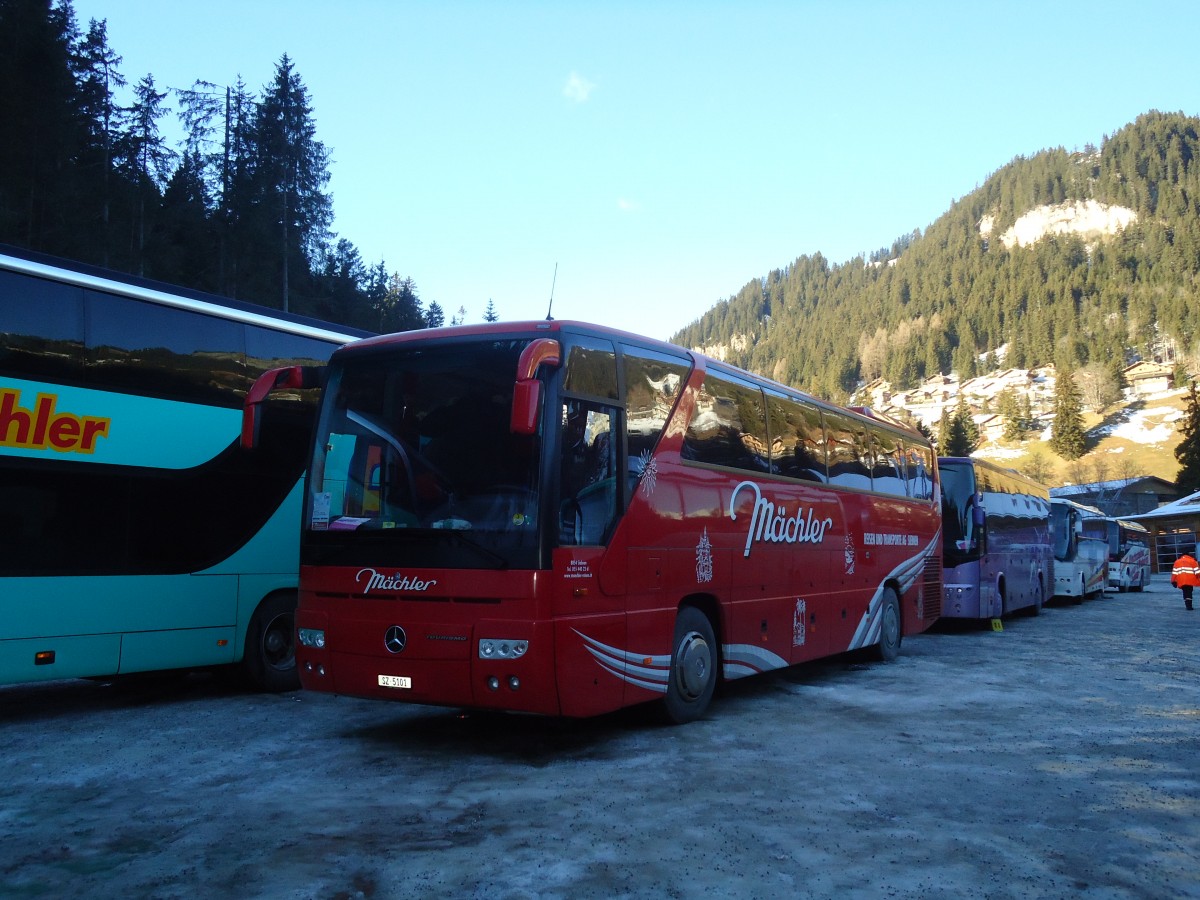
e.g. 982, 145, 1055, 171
0, 243, 372, 345
335, 319, 932, 442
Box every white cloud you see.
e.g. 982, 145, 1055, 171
617, 198, 640, 212
563, 71, 595, 103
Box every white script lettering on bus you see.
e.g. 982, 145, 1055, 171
355, 568, 438, 594
728, 480, 835, 558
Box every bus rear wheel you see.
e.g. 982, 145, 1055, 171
662, 607, 717, 724
871, 588, 902, 662
242, 592, 300, 693
1025, 580, 1044, 617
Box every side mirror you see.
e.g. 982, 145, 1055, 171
510, 338, 561, 435
242, 365, 323, 450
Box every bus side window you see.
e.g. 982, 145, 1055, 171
682, 371, 768, 473
766, 393, 826, 483
622, 344, 690, 488
824, 410, 872, 490
870, 431, 906, 497
559, 400, 619, 545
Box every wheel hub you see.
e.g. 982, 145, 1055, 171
676, 632, 712, 700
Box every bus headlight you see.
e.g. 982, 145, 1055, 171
298, 628, 326, 649
479, 638, 529, 659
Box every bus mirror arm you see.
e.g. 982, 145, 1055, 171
510, 338, 561, 435
241, 365, 324, 450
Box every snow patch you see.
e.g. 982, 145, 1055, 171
991, 200, 1137, 249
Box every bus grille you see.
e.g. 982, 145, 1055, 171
922, 559, 943, 619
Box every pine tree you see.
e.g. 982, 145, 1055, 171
936, 408, 952, 453
253, 55, 332, 311
73, 18, 125, 267
1049, 366, 1087, 460
483, 298, 499, 322
997, 387, 1023, 441
0, 0, 89, 254
1174, 383, 1200, 493
943, 395, 980, 456
425, 301, 445, 328
118, 74, 174, 275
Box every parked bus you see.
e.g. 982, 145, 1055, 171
939, 457, 1053, 619
1082, 516, 1152, 592
250, 321, 943, 722
1050, 498, 1108, 602
0, 246, 369, 690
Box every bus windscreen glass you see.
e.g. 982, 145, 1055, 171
940, 461, 977, 563
306, 339, 542, 569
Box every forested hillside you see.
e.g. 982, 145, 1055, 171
674, 111, 1200, 405
0, 0, 441, 331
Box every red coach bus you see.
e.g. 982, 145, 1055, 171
248, 321, 942, 721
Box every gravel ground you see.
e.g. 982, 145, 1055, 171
1, 576, 1197, 899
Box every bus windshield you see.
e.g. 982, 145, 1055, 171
940, 460, 977, 564
1050, 503, 1074, 560
306, 339, 542, 569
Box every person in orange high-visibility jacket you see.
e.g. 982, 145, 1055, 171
1170, 549, 1200, 610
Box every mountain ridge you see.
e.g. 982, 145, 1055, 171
671, 110, 1200, 484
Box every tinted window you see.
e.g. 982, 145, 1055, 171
683, 370, 768, 472
622, 344, 690, 468
871, 430, 907, 497
563, 336, 618, 401
0, 270, 86, 381
247, 327, 343, 371
559, 400, 619, 545
905, 442, 935, 500
824, 410, 872, 490
86, 292, 247, 406
767, 393, 826, 482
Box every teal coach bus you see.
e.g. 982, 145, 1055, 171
0, 246, 369, 690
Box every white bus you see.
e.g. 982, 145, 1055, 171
1050, 498, 1108, 602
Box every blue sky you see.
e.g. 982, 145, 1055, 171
71, 0, 1200, 341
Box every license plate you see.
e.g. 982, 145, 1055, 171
378, 674, 412, 689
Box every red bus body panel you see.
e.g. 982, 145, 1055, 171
295, 323, 941, 718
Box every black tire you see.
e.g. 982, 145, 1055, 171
871, 587, 902, 662
1025, 579, 1044, 617
662, 607, 717, 724
242, 592, 300, 693
1073, 576, 1085, 605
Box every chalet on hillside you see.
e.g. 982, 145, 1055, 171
1122, 361, 1174, 397
1050, 475, 1179, 519
972, 414, 1005, 443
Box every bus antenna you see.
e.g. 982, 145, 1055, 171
546, 262, 558, 320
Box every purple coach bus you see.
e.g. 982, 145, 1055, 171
939, 457, 1054, 620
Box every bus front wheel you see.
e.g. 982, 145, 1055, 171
871, 588, 902, 662
662, 607, 717, 724
242, 592, 300, 693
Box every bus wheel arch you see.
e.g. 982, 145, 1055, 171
662, 599, 719, 724
871, 584, 902, 663
242, 589, 300, 693
996, 576, 1007, 618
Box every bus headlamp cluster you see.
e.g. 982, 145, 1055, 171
298, 628, 326, 649
478, 638, 528, 659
